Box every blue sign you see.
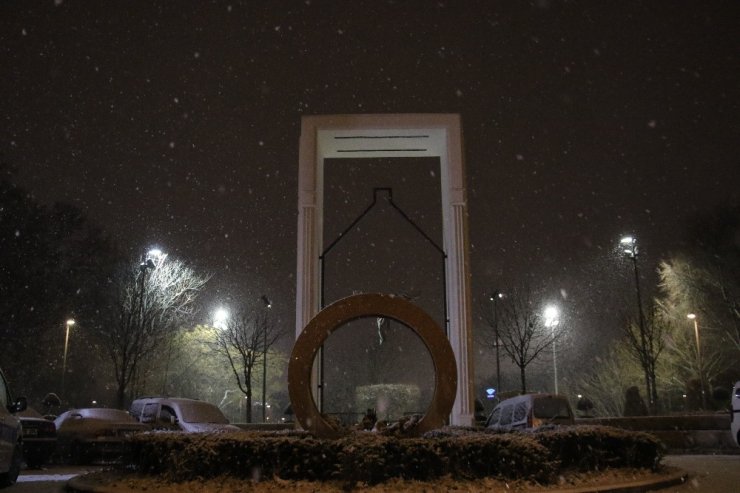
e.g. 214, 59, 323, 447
485, 388, 496, 399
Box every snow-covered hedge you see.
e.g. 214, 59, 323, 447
533, 425, 663, 470
129, 425, 661, 486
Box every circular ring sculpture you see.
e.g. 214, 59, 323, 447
288, 293, 457, 438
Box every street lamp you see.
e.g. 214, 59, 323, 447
147, 249, 167, 266
140, 247, 167, 310
140, 248, 169, 392
620, 235, 651, 409
544, 305, 560, 394
489, 290, 504, 393
213, 307, 229, 330
61, 318, 75, 395
141, 249, 165, 302
687, 313, 707, 409
261, 295, 272, 423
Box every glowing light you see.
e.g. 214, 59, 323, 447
213, 307, 229, 329
620, 236, 637, 256
544, 305, 559, 327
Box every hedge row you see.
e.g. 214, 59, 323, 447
532, 425, 662, 471
129, 425, 661, 485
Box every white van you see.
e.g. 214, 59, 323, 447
732, 381, 740, 447
0, 367, 26, 487
486, 393, 574, 431
130, 397, 241, 433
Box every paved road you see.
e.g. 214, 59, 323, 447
662, 455, 739, 492
6, 456, 739, 492
8, 465, 104, 493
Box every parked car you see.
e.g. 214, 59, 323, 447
485, 393, 574, 431
0, 367, 26, 487
129, 397, 241, 433
54, 408, 149, 464
732, 381, 740, 447
17, 407, 56, 468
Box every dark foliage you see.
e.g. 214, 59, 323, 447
0, 164, 119, 403
623, 385, 649, 417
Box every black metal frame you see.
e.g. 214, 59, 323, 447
316, 187, 448, 411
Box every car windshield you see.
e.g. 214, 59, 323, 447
179, 401, 229, 424
533, 398, 571, 420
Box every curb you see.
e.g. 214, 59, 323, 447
539, 470, 688, 493
66, 469, 689, 493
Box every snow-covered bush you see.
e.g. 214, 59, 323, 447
129, 425, 662, 486
532, 425, 662, 471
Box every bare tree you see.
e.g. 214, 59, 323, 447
210, 305, 284, 422
656, 259, 736, 409
497, 286, 565, 394
621, 304, 667, 412
575, 343, 643, 417
684, 205, 740, 354
660, 254, 740, 356
100, 254, 209, 408
661, 315, 726, 407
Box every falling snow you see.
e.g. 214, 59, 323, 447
1, 0, 738, 414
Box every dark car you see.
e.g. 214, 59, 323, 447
732, 381, 740, 447
0, 366, 26, 488
54, 408, 148, 464
17, 407, 56, 468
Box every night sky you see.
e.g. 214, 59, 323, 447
2, 1, 739, 387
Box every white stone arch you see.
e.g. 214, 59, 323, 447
296, 114, 474, 426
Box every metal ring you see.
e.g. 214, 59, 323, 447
288, 293, 457, 437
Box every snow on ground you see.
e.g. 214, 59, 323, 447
18, 472, 78, 482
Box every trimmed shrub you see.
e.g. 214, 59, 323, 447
440, 433, 554, 483
336, 434, 445, 485
133, 431, 340, 482
129, 425, 661, 485
533, 425, 662, 471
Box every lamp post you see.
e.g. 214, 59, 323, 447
489, 290, 503, 393
61, 318, 75, 395
620, 235, 652, 410
139, 248, 166, 322
687, 313, 707, 409
544, 305, 560, 394
261, 295, 272, 423
140, 248, 167, 392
